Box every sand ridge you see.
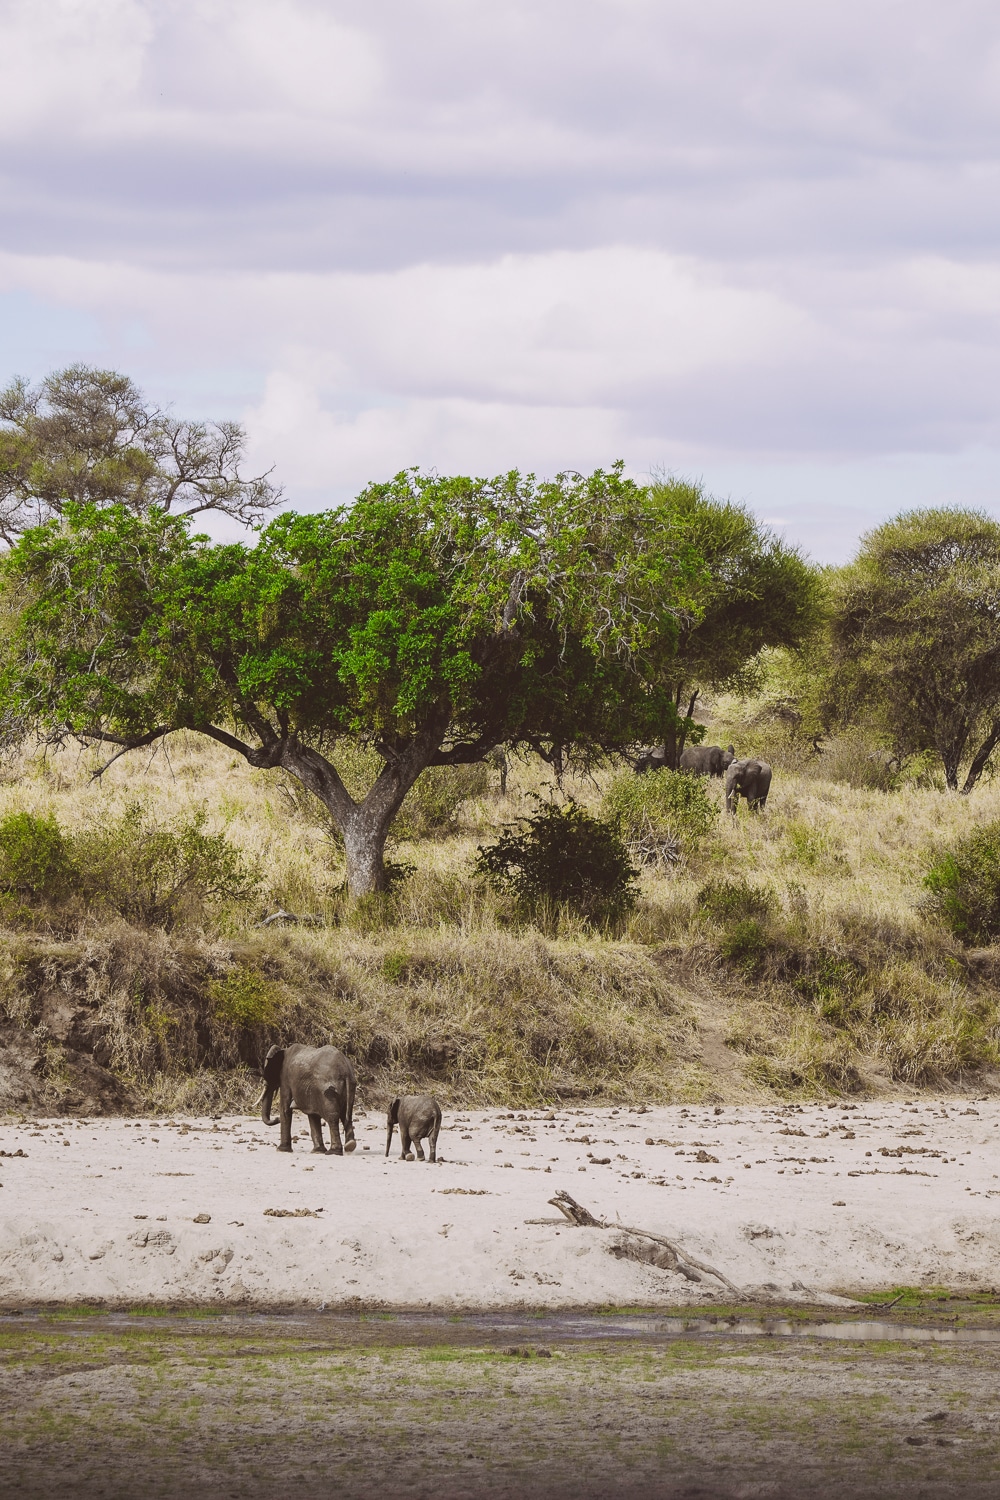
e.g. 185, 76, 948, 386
2, 1097, 999, 1307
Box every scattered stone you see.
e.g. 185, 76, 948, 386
192, 1213, 212, 1224
263, 1207, 322, 1218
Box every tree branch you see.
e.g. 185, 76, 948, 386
82, 726, 172, 780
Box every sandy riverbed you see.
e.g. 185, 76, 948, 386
2, 1097, 999, 1308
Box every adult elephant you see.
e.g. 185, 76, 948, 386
259, 1043, 357, 1155
724, 758, 772, 814
679, 743, 735, 777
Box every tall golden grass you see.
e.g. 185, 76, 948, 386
1, 726, 999, 1108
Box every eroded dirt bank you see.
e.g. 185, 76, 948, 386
3, 1098, 1000, 1308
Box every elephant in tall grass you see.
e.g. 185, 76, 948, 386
724, 759, 772, 814
386, 1094, 442, 1161
680, 743, 735, 777
259, 1043, 357, 1155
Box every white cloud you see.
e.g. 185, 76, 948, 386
0, 0, 149, 135
4, 1, 1000, 557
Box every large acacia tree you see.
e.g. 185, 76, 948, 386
829, 508, 1000, 793
0, 466, 704, 895
644, 478, 820, 766
0, 365, 280, 541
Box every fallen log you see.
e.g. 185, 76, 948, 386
547, 1190, 740, 1294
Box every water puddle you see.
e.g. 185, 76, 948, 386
445, 1313, 1000, 1345
6, 1308, 1000, 1345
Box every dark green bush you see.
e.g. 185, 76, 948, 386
0, 811, 76, 901
925, 820, 1000, 943
475, 799, 637, 926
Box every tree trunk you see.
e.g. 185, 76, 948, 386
278, 722, 447, 898
341, 806, 393, 896
961, 720, 1000, 794
663, 686, 697, 771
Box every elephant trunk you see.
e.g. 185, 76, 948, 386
385, 1117, 394, 1157
258, 1085, 278, 1126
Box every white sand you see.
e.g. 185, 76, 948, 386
2, 1098, 999, 1308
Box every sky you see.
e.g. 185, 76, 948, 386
2, 0, 1000, 562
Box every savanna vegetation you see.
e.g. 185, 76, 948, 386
2, 367, 1000, 1116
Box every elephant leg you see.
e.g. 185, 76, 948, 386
413, 1136, 426, 1161
326, 1085, 355, 1151
307, 1113, 327, 1153
326, 1113, 344, 1156
401, 1127, 414, 1161
428, 1121, 440, 1163
277, 1089, 294, 1152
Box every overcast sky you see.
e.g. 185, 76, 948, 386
2, 0, 1000, 560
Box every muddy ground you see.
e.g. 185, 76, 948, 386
2, 1308, 1000, 1499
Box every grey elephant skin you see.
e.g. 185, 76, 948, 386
725, 758, 772, 814
679, 743, 735, 777
635, 744, 734, 775
633, 746, 668, 773
386, 1094, 442, 1161
260, 1043, 357, 1155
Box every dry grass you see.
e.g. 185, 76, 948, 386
1, 730, 1000, 1108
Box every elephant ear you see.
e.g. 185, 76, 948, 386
388, 1097, 401, 1125
263, 1045, 284, 1085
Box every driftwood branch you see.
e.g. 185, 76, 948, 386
546, 1190, 740, 1295
549, 1190, 603, 1226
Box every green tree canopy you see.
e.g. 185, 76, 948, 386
828, 507, 1000, 792
645, 478, 820, 765
0, 465, 704, 895
0, 365, 281, 541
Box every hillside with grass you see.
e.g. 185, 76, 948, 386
2, 712, 1000, 1117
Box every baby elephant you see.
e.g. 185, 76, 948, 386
386, 1094, 442, 1162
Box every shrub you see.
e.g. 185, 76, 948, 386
602, 768, 716, 864
75, 803, 260, 929
475, 799, 637, 926
718, 918, 771, 977
925, 820, 1000, 943
209, 966, 283, 1029
696, 877, 777, 926
0, 811, 76, 900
